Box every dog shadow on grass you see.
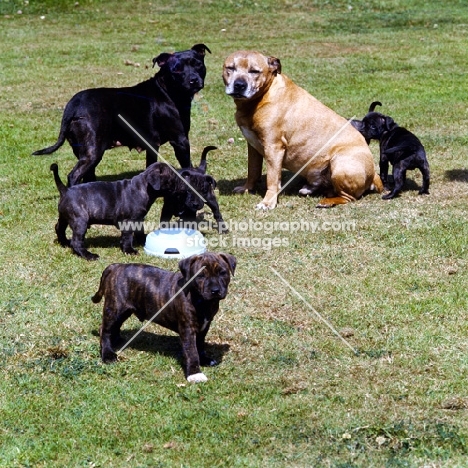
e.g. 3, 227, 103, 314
96, 171, 141, 182
92, 329, 230, 369
445, 169, 468, 182
217, 171, 305, 196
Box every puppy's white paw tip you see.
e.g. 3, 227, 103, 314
255, 203, 272, 211
187, 372, 208, 383
298, 188, 312, 196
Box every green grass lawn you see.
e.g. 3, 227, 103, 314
1, 1, 468, 466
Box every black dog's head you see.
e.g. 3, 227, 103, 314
153, 43, 211, 96
359, 112, 397, 141
351, 101, 398, 142
178, 169, 217, 213
179, 252, 236, 301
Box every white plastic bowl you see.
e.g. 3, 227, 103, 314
144, 228, 206, 259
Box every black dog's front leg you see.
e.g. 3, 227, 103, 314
205, 193, 228, 234
145, 144, 160, 168
170, 136, 191, 168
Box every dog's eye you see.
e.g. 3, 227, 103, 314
249, 69, 261, 75
225, 66, 235, 72
218, 269, 228, 276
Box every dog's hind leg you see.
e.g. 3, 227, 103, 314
382, 163, 406, 199
119, 230, 138, 255
100, 306, 133, 363
419, 154, 430, 195
67, 156, 101, 186
55, 216, 70, 247
316, 166, 360, 208
69, 221, 98, 260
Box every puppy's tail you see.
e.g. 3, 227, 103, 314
91, 265, 114, 303
50, 163, 68, 197
197, 146, 217, 174
368, 101, 382, 112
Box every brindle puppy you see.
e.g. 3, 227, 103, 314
92, 252, 236, 383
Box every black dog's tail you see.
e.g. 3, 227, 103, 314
50, 163, 68, 197
198, 146, 217, 174
32, 113, 71, 155
369, 101, 382, 112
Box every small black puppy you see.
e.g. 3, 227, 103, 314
34, 44, 211, 186
50, 161, 215, 260
351, 102, 430, 199
92, 252, 236, 382
160, 146, 228, 233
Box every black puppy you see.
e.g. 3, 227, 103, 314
92, 252, 236, 382
50, 161, 214, 260
160, 146, 228, 233
351, 101, 382, 144
34, 44, 211, 186
351, 102, 430, 199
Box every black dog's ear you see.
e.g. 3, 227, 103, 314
204, 175, 217, 189
147, 164, 161, 190
191, 43, 212, 56
384, 116, 396, 131
219, 253, 237, 276
350, 119, 364, 132
152, 52, 172, 68
268, 56, 281, 75
180, 169, 192, 179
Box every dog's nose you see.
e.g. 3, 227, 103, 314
211, 286, 221, 296
233, 79, 247, 94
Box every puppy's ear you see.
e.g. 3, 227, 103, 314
178, 255, 200, 284
268, 56, 281, 75
218, 253, 237, 276
350, 119, 364, 132
204, 175, 217, 189
191, 44, 212, 56
384, 116, 396, 131
153, 52, 172, 68
147, 164, 161, 190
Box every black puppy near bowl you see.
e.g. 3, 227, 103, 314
351, 102, 430, 199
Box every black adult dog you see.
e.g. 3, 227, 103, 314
160, 146, 228, 233
50, 160, 217, 260
34, 44, 211, 186
92, 252, 236, 382
351, 102, 430, 199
